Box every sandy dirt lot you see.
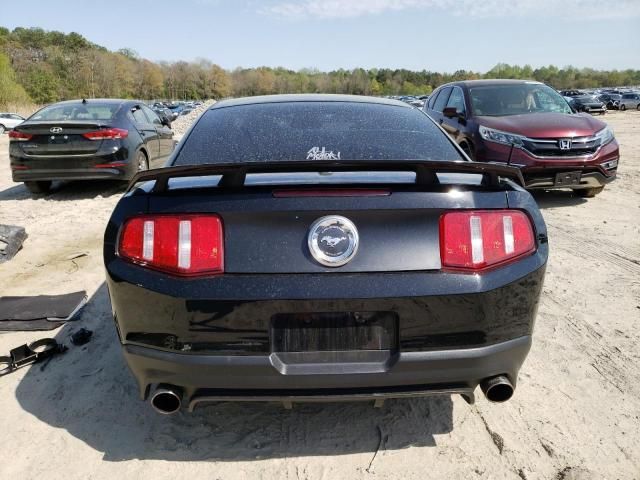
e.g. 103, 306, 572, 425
0, 111, 638, 480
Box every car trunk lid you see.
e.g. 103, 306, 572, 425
14, 122, 111, 156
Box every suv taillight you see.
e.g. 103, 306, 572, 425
83, 128, 128, 140
118, 215, 224, 276
8, 130, 33, 141
440, 210, 535, 271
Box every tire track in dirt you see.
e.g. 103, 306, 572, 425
544, 224, 640, 396
548, 224, 640, 277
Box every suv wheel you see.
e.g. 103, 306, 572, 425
460, 142, 474, 160
25, 181, 52, 194
0, 124, 5, 134
575, 187, 604, 198
620, 104, 626, 111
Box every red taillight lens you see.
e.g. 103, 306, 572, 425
118, 215, 224, 276
8, 130, 33, 141
440, 210, 535, 271
83, 128, 128, 140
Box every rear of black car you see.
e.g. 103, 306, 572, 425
9, 99, 160, 193
104, 96, 548, 413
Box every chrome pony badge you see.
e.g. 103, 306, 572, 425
308, 216, 359, 267
307, 147, 341, 160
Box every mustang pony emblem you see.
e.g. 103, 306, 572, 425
307, 147, 341, 160
320, 235, 347, 247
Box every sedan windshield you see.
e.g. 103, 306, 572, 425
470, 84, 572, 116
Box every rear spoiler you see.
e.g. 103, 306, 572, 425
127, 160, 525, 194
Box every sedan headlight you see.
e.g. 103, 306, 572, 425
595, 126, 614, 146
478, 125, 526, 147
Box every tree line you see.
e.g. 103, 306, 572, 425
1, 26, 639, 109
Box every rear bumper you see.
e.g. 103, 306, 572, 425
107, 259, 546, 403
10, 146, 136, 182
124, 335, 531, 406
12, 167, 131, 182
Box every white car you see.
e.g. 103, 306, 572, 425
618, 93, 640, 111
0, 113, 25, 133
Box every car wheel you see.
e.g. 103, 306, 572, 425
575, 187, 604, 198
637, 104, 640, 111
24, 181, 52, 194
0, 124, 5, 134
137, 151, 149, 171
620, 104, 626, 111
460, 142, 474, 160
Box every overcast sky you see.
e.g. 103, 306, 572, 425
3, 0, 639, 72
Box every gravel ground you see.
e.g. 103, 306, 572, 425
0, 110, 638, 480
170, 100, 216, 137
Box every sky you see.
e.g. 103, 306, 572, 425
2, 0, 639, 72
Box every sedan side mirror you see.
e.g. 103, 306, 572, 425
161, 116, 172, 128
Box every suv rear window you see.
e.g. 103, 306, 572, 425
173, 101, 463, 165
30, 103, 120, 121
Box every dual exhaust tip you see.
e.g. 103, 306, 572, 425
149, 376, 514, 414
150, 385, 183, 414
480, 375, 514, 403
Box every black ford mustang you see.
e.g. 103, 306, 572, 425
10, 99, 175, 194
104, 95, 548, 414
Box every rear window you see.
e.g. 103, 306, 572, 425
30, 103, 120, 121
173, 101, 463, 165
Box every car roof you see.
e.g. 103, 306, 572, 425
44, 98, 135, 106
442, 79, 545, 89
210, 94, 411, 110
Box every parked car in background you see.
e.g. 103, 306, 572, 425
0, 113, 25, 133
424, 80, 619, 197
104, 94, 548, 414
598, 93, 621, 110
618, 92, 640, 111
152, 106, 178, 123
559, 90, 583, 97
567, 95, 606, 115
9, 99, 175, 194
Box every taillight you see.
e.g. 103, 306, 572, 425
83, 128, 128, 140
8, 130, 33, 141
118, 215, 223, 276
440, 210, 535, 271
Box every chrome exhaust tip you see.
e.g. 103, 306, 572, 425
480, 375, 514, 403
150, 385, 183, 414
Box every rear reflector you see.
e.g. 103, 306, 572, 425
440, 210, 535, 270
94, 162, 127, 168
8, 131, 33, 141
118, 215, 223, 276
83, 128, 128, 140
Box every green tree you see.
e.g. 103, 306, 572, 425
0, 52, 31, 107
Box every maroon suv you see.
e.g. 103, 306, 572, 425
424, 80, 619, 197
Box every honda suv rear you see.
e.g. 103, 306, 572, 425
424, 80, 619, 197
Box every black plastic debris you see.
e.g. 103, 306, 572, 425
70, 328, 93, 346
0, 338, 67, 377
0, 291, 87, 331
0, 224, 27, 263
